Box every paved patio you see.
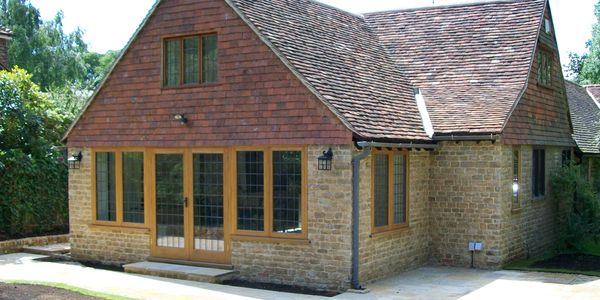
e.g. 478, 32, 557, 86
1, 253, 599, 299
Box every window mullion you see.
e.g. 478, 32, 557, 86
388, 153, 394, 229
115, 151, 124, 225
265, 148, 273, 235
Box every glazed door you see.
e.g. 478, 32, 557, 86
151, 150, 229, 264
190, 152, 228, 264
153, 152, 188, 260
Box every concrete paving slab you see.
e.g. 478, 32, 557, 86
22, 243, 70, 255
124, 261, 238, 283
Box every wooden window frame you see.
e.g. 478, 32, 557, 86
537, 50, 553, 88
161, 32, 218, 88
532, 148, 546, 199
512, 147, 521, 211
231, 146, 308, 241
91, 148, 150, 229
370, 149, 410, 235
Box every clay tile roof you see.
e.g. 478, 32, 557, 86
230, 0, 430, 141
566, 81, 600, 154
364, 0, 546, 134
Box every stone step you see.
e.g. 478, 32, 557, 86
23, 243, 70, 255
123, 261, 238, 284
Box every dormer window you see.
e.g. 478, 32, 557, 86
163, 34, 218, 87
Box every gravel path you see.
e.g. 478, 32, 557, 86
0, 283, 101, 300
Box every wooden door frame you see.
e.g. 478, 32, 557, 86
149, 148, 231, 264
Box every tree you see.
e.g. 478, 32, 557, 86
572, 1, 600, 84
0, 0, 89, 91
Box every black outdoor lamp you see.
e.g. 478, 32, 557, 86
68, 151, 83, 170
318, 148, 334, 171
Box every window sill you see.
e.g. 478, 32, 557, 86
161, 82, 221, 90
370, 225, 409, 238
89, 223, 150, 233
230, 234, 310, 245
511, 207, 523, 214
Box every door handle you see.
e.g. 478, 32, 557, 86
183, 197, 188, 208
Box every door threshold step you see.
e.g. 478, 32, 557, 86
148, 257, 233, 270
123, 261, 238, 284
23, 243, 70, 256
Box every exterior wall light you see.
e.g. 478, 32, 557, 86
318, 148, 333, 171
68, 151, 83, 170
512, 179, 519, 198
174, 114, 188, 125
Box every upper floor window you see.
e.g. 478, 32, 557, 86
538, 51, 552, 87
164, 34, 218, 87
544, 18, 552, 34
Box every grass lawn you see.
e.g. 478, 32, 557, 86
505, 240, 600, 277
0, 280, 135, 300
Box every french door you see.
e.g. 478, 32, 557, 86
150, 149, 229, 264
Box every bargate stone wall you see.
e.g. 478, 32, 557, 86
231, 145, 353, 292
504, 146, 561, 263
358, 150, 431, 283
429, 141, 508, 268
68, 148, 151, 265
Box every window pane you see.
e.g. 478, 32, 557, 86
155, 154, 185, 248
273, 151, 302, 234
165, 40, 180, 86
374, 154, 389, 227
540, 150, 546, 196
513, 150, 519, 206
202, 35, 218, 83
532, 149, 546, 197
184, 37, 199, 84
393, 155, 406, 225
533, 150, 539, 197
123, 152, 144, 223
96, 152, 116, 221
193, 153, 224, 252
237, 151, 264, 231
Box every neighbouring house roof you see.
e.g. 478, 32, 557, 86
63, 0, 550, 143
0, 25, 12, 39
566, 81, 600, 154
364, 0, 546, 135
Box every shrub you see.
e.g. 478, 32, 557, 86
0, 68, 69, 237
551, 163, 600, 251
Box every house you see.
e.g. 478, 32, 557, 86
566, 81, 600, 182
0, 26, 11, 70
62, 0, 573, 292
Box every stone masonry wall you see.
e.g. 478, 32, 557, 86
504, 146, 561, 263
429, 141, 507, 268
68, 148, 151, 264
358, 150, 431, 283
231, 145, 353, 292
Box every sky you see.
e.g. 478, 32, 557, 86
30, 0, 597, 68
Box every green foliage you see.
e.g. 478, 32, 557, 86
551, 164, 600, 251
0, 68, 68, 236
574, 1, 600, 84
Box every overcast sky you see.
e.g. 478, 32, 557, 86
30, 0, 597, 69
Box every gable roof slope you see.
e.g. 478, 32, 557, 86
566, 81, 600, 154
364, 0, 547, 135
229, 0, 429, 141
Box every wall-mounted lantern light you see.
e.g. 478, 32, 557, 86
174, 114, 188, 125
318, 148, 333, 171
512, 179, 519, 198
68, 152, 83, 169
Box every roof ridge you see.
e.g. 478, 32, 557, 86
364, 0, 534, 16
308, 0, 364, 19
